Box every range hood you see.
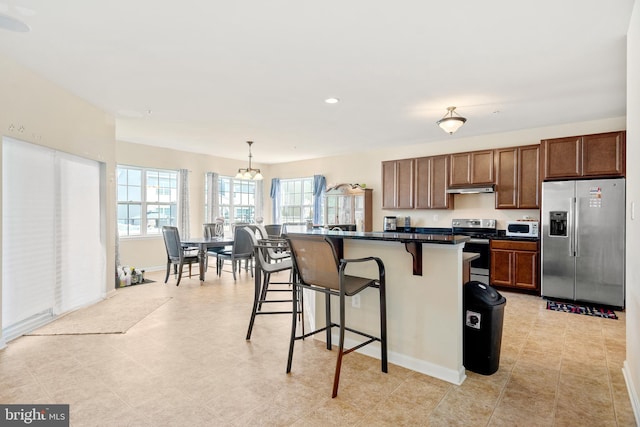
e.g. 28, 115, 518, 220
446, 185, 495, 194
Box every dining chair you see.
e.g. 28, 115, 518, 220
285, 234, 387, 398
253, 224, 290, 263
216, 225, 253, 280
203, 222, 225, 239
162, 226, 199, 286
242, 227, 301, 340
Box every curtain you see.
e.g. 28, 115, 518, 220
270, 178, 281, 224
255, 180, 264, 223
205, 172, 219, 223
179, 169, 190, 238
313, 175, 326, 225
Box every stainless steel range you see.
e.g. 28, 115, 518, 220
452, 219, 497, 286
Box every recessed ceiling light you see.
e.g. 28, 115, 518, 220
325, 98, 340, 104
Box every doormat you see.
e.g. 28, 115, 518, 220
546, 300, 618, 320
27, 294, 172, 335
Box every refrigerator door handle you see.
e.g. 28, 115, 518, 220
574, 196, 580, 257
569, 197, 575, 257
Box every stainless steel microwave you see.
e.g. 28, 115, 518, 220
505, 221, 539, 237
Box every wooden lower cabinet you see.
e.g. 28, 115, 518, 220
490, 240, 539, 291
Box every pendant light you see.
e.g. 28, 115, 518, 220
235, 141, 263, 180
437, 106, 467, 135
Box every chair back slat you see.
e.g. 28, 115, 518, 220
287, 235, 340, 291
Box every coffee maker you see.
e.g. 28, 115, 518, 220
383, 216, 397, 231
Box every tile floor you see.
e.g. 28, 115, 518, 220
0, 268, 636, 426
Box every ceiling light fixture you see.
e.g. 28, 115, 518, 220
437, 106, 467, 135
325, 97, 340, 104
235, 141, 263, 180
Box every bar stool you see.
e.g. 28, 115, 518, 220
285, 234, 387, 398
243, 227, 302, 340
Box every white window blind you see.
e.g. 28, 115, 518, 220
57, 153, 105, 312
2, 138, 105, 341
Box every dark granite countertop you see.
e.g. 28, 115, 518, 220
284, 229, 470, 245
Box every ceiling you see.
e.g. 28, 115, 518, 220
0, 0, 635, 164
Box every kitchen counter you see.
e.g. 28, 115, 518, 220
284, 228, 469, 385
287, 228, 469, 244
285, 229, 469, 276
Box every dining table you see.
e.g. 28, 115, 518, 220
181, 236, 234, 282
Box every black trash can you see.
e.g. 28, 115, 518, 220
463, 281, 506, 375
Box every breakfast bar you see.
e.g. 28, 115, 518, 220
285, 229, 470, 385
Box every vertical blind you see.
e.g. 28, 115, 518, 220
2, 137, 105, 341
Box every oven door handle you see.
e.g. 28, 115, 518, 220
467, 238, 490, 244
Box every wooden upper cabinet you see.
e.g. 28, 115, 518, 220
381, 159, 414, 209
582, 132, 625, 177
415, 155, 453, 209
381, 161, 396, 209
541, 131, 625, 180
495, 145, 540, 209
449, 152, 472, 187
415, 157, 430, 209
495, 148, 518, 209
449, 150, 494, 187
541, 136, 581, 179
430, 155, 452, 209
518, 145, 540, 209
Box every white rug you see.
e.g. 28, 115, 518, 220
27, 294, 172, 335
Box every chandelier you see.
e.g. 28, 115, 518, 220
436, 106, 467, 135
235, 141, 263, 180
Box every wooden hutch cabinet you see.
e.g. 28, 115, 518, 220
541, 131, 625, 180
324, 184, 373, 231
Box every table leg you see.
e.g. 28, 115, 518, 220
198, 243, 207, 284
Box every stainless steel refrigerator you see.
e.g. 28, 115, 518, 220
541, 178, 625, 307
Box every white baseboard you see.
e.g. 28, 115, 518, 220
329, 333, 466, 386
623, 361, 640, 425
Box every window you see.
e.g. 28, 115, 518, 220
280, 177, 315, 223
219, 176, 256, 224
117, 166, 178, 237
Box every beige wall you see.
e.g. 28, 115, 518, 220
0, 53, 116, 346
625, 1, 640, 421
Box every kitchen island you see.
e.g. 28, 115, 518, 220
284, 229, 470, 385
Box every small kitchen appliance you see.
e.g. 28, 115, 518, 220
505, 221, 539, 238
383, 216, 397, 231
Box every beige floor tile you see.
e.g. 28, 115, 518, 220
0, 270, 633, 426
